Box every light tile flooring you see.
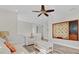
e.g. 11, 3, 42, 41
53, 44, 79, 54
22, 44, 79, 54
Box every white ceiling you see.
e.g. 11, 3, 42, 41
0, 5, 79, 24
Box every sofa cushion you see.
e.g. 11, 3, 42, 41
4, 41, 16, 53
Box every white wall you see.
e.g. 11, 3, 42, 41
50, 17, 79, 49
45, 6, 79, 49
17, 21, 33, 36
0, 9, 17, 35
17, 20, 44, 38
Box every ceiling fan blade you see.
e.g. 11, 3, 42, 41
46, 9, 54, 12
32, 11, 41, 12
44, 13, 49, 17
41, 5, 45, 11
38, 13, 42, 17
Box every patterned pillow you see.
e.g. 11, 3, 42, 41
4, 41, 16, 53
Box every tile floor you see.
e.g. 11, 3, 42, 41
21, 44, 79, 54
53, 44, 79, 54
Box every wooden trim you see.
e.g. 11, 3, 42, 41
52, 19, 78, 25
52, 19, 79, 41
78, 20, 79, 41
52, 24, 54, 38
69, 20, 78, 41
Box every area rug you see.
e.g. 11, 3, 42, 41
23, 44, 40, 54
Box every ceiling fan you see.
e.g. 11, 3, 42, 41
32, 5, 54, 17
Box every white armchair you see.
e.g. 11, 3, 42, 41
24, 33, 53, 53
34, 39, 53, 53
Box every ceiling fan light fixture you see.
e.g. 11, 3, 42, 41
32, 5, 55, 17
